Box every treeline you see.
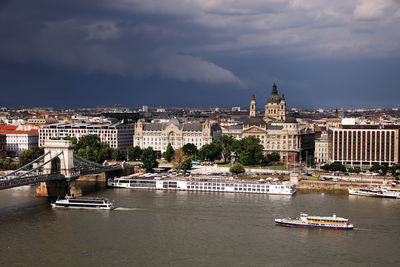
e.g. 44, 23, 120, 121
161, 135, 280, 166
197, 135, 280, 166
0, 147, 44, 170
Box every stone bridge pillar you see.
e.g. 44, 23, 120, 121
43, 140, 75, 179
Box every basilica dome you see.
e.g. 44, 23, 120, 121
267, 83, 282, 103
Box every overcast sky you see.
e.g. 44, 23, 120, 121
1, 0, 400, 109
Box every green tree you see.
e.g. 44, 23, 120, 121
96, 147, 113, 164
268, 152, 281, 162
370, 164, 389, 176
238, 151, 253, 166
219, 135, 236, 163
390, 165, 397, 176
63, 136, 77, 144
182, 143, 198, 157
19, 147, 44, 166
141, 147, 158, 172
198, 141, 222, 161
238, 136, 264, 166
76, 146, 98, 163
230, 163, 245, 174
172, 148, 186, 175
111, 149, 126, 161
75, 135, 103, 151
369, 164, 381, 173
163, 143, 174, 162
74, 135, 115, 164
322, 162, 347, 172
262, 154, 272, 166
127, 146, 142, 161
348, 167, 361, 173
181, 158, 192, 174
230, 138, 243, 163
0, 157, 19, 170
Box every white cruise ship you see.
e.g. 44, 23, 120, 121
51, 196, 114, 210
107, 176, 296, 195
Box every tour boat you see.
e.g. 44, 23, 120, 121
275, 213, 354, 230
108, 176, 296, 195
349, 186, 400, 199
380, 186, 400, 198
51, 195, 114, 210
348, 187, 382, 197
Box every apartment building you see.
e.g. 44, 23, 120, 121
39, 122, 134, 150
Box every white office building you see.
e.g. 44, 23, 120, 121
39, 122, 134, 150
0, 130, 39, 156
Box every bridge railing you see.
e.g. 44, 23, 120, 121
1, 152, 124, 191
0, 173, 64, 190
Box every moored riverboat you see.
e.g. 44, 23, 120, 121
348, 187, 381, 197
108, 176, 296, 195
275, 213, 354, 230
349, 185, 400, 199
51, 195, 114, 210
380, 186, 400, 198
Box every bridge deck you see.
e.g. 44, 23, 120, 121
0, 174, 65, 190
0, 166, 122, 191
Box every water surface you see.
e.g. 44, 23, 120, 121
1, 186, 399, 266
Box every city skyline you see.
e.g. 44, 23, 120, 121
1, 1, 400, 108
2, 1, 400, 265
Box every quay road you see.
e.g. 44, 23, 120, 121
305, 173, 395, 184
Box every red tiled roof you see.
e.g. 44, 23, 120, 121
0, 129, 38, 135
0, 125, 18, 130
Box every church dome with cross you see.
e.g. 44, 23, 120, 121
267, 83, 282, 104
264, 83, 286, 123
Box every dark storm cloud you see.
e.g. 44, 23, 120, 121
1, 0, 400, 108
0, 0, 244, 87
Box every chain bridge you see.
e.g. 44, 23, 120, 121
0, 140, 122, 195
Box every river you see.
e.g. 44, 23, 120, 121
1, 185, 399, 266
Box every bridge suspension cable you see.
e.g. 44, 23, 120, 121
12, 152, 64, 180
0, 151, 50, 179
73, 154, 104, 168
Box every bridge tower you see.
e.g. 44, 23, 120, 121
37, 140, 82, 197
42, 140, 75, 179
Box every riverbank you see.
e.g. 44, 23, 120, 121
297, 180, 387, 192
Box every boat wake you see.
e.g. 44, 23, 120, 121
113, 207, 144, 211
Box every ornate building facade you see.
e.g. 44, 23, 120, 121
222, 83, 314, 163
264, 83, 286, 122
133, 119, 222, 153
315, 132, 329, 165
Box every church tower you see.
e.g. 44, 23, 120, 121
264, 83, 286, 122
249, 93, 256, 117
